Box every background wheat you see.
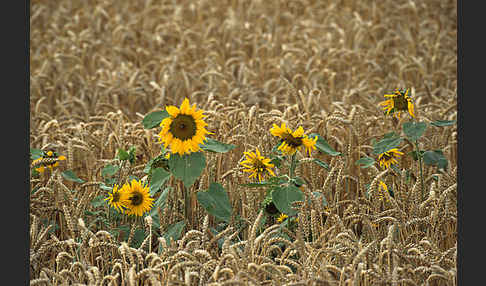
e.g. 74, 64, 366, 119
30, 0, 457, 285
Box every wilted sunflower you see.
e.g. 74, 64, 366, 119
269, 123, 317, 156
240, 148, 276, 182
124, 179, 154, 217
104, 184, 129, 213
379, 88, 415, 118
31, 150, 66, 173
378, 148, 404, 169
159, 98, 211, 155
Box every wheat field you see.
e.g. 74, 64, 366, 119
29, 0, 457, 285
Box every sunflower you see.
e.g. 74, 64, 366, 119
159, 98, 211, 155
379, 88, 415, 118
240, 148, 276, 182
377, 181, 390, 202
104, 184, 129, 213
378, 148, 404, 169
31, 150, 66, 173
277, 213, 288, 223
124, 179, 154, 217
269, 123, 317, 156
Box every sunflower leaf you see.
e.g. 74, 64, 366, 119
61, 170, 85, 183
142, 110, 169, 129
30, 148, 44, 160
372, 136, 403, 155
161, 221, 185, 250
272, 185, 304, 216
196, 182, 232, 223
313, 158, 330, 170
308, 133, 341, 156
423, 150, 448, 170
355, 157, 375, 168
200, 138, 236, 153
149, 168, 171, 196
402, 121, 427, 142
168, 152, 206, 188
430, 120, 456, 127
101, 164, 120, 177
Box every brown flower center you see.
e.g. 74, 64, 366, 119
129, 192, 143, 206
169, 114, 197, 140
280, 132, 303, 147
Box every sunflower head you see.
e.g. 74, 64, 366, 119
269, 123, 317, 156
277, 213, 288, 223
379, 88, 415, 118
377, 181, 390, 202
32, 150, 67, 173
124, 179, 154, 217
159, 98, 211, 155
105, 184, 129, 213
378, 148, 404, 169
240, 148, 276, 182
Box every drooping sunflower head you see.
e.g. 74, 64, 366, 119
269, 123, 317, 156
32, 150, 67, 173
105, 184, 129, 213
378, 148, 404, 169
124, 179, 154, 217
159, 98, 211, 155
240, 147, 276, 182
379, 88, 415, 118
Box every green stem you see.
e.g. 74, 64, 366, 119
415, 142, 425, 202
183, 182, 192, 228
289, 153, 297, 178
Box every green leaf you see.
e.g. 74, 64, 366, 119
197, 182, 232, 222
149, 187, 170, 217
383, 132, 398, 139
355, 157, 375, 168
144, 158, 155, 174
61, 170, 85, 183
99, 183, 112, 191
143, 110, 169, 129
423, 150, 448, 170
130, 228, 146, 248
308, 133, 341, 156
149, 168, 171, 196
200, 138, 236, 153
91, 195, 106, 208
272, 185, 304, 216
168, 152, 206, 188
117, 148, 130, 161
430, 120, 456, 127
127, 146, 136, 164
162, 221, 185, 247
408, 150, 425, 161
101, 164, 120, 177
402, 121, 427, 142
372, 136, 403, 155
30, 148, 44, 160
313, 158, 330, 170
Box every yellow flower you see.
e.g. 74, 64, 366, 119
105, 184, 129, 213
277, 213, 288, 223
269, 123, 317, 156
31, 150, 66, 173
377, 181, 390, 202
378, 148, 404, 169
379, 88, 415, 118
124, 179, 154, 217
240, 148, 276, 182
159, 98, 211, 155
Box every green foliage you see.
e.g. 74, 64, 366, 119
200, 138, 236, 153
168, 152, 206, 188
149, 168, 171, 196
117, 146, 136, 164
61, 170, 85, 183
430, 119, 456, 127
402, 121, 427, 142
142, 110, 169, 129
308, 133, 341, 156
423, 150, 448, 170
161, 221, 186, 250
313, 158, 330, 170
30, 148, 44, 160
197, 182, 232, 223
372, 136, 403, 155
101, 164, 120, 177
355, 156, 375, 168
272, 185, 304, 216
